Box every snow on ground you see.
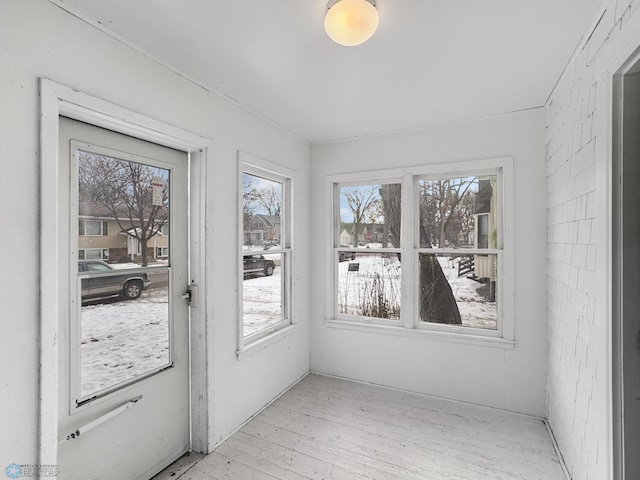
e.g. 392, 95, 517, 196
110, 260, 168, 269
81, 253, 495, 395
243, 267, 282, 337
338, 253, 402, 319
338, 253, 496, 329
437, 256, 497, 329
81, 261, 284, 396
80, 288, 169, 397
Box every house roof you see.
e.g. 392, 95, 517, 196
78, 201, 168, 222
253, 214, 281, 228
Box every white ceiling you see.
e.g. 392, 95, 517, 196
52, 0, 604, 144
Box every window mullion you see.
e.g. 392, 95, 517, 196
401, 173, 414, 329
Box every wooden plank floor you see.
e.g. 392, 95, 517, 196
178, 374, 564, 480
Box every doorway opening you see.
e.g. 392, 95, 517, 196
612, 52, 640, 480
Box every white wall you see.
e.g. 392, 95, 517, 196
0, 0, 310, 466
310, 109, 548, 416
545, 1, 640, 478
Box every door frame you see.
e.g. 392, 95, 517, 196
612, 51, 640, 479
594, 12, 640, 479
38, 78, 211, 467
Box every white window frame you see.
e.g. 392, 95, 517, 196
326, 157, 514, 348
237, 152, 295, 357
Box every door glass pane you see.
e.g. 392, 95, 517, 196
76, 149, 172, 400
418, 253, 497, 330
338, 184, 401, 248
337, 251, 401, 319
242, 173, 282, 252
418, 175, 497, 249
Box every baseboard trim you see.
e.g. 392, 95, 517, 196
545, 419, 571, 480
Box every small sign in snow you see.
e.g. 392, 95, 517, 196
348, 263, 360, 272
152, 176, 164, 206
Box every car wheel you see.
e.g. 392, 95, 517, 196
123, 280, 143, 299
264, 264, 274, 276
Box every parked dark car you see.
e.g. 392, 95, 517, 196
339, 251, 356, 262
78, 260, 151, 301
243, 254, 275, 277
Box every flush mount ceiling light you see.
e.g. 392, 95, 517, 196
324, 0, 379, 46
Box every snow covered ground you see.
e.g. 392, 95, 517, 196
242, 265, 282, 337
80, 253, 495, 396
80, 287, 169, 397
437, 256, 497, 329
337, 253, 496, 329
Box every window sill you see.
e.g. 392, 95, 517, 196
236, 323, 299, 360
325, 319, 515, 349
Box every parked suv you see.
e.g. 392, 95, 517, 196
243, 254, 275, 277
78, 260, 151, 301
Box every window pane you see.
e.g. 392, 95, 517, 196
338, 184, 401, 248
243, 252, 284, 337
418, 175, 497, 249
418, 253, 497, 330
337, 252, 401, 319
85, 220, 103, 236
80, 270, 170, 398
83, 248, 104, 260
243, 173, 282, 252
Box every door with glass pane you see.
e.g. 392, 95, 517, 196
57, 117, 190, 479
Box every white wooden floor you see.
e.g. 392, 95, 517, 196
177, 374, 565, 480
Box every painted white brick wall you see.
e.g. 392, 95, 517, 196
546, 1, 640, 478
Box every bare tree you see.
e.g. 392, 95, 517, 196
78, 152, 168, 266
415, 177, 478, 325
378, 184, 401, 248
419, 177, 477, 247
458, 191, 476, 245
243, 185, 282, 217
242, 179, 259, 247
418, 225, 462, 325
342, 186, 378, 245
375, 181, 460, 324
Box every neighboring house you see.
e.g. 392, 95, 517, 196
245, 214, 281, 247
473, 177, 497, 291
339, 229, 352, 246
340, 222, 393, 247
78, 202, 169, 263
338, 222, 363, 246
